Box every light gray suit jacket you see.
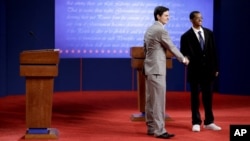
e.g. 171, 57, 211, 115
144, 21, 185, 76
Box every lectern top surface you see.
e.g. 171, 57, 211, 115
20, 49, 60, 65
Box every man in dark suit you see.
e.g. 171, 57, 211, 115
180, 11, 221, 132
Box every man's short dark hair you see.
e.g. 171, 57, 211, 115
189, 11, 200, 20
154, 6, 169, 21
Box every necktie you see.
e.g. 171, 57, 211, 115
198, 31, 204, 50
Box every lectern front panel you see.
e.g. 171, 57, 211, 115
26, 77, 54, 128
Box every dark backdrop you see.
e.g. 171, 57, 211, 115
1, 0, 250, 96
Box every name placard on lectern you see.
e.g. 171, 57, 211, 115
20, 49, 60, 139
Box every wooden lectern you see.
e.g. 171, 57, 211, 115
130, 47, 173, 121
20, 49, 60, 139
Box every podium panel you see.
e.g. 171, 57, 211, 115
20, 49, 59, 139
20, 49, 59, 64
130, 47, 173, 121
25, 77, 54, 128
20, 65, 58, 76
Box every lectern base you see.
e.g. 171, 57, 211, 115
130, 113, 172, 121
24, 128, 59, 139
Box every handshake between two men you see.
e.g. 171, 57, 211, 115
183, 56, 189, 66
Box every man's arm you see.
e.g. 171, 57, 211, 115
161, 30, 189, 65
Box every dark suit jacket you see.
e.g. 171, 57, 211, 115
180, 27, 219, 83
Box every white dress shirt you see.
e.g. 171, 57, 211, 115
192, 27, 205, 42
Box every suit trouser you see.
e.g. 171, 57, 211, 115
145, 74, 167, 136
190, 81, 214, 125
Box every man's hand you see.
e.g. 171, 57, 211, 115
183, 57, 189, 65
215, 72, 219, 77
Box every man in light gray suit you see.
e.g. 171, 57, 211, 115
144, 6, 189, 139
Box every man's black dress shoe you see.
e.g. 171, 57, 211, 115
156, 132, 175, 139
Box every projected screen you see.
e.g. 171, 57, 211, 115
55, 0, 213, 58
